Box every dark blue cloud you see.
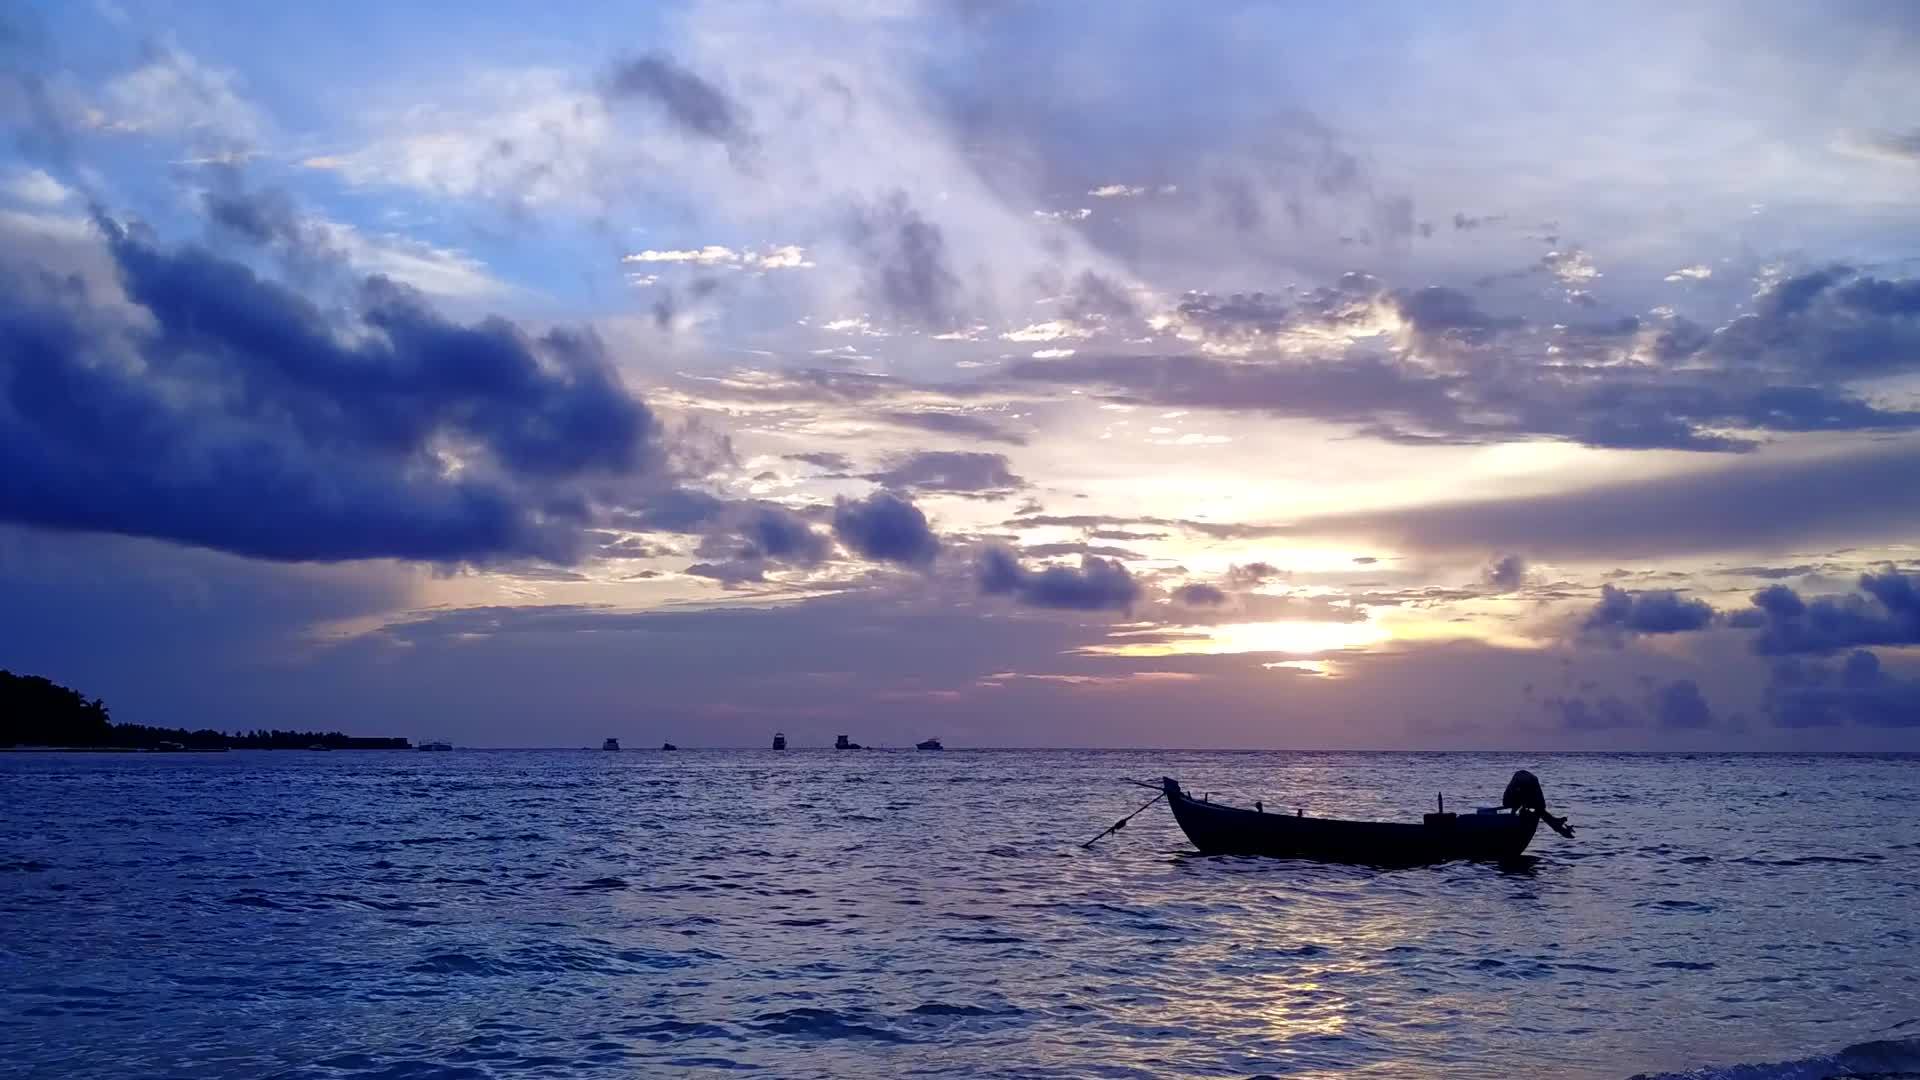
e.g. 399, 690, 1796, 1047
978, 545, 1137, 611
603, 53, 751, 150
866, 450, 1024, 497
846, 192, 960, 329
1653, 679, 1714, 729
0, 215, 656, 563
1584, 585, 1715, 636
1543, 693, 1637, 730
831, 492, 940, 567
1227, 562, 1284, 586
1708, 266, 1920, 378
875, 410, 1028, 445
784, 451, 853, 472
686, 501, 832, 580
1482, 554, 1527, 592
1766, 649, 1920, 728
1391, 286, 1519, 342
740, 505, 829, 564
1173, 582, 1228, 606
617, 489, 729, 533
1741, 571, 1920, 655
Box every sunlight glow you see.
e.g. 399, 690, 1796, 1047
1082, 618, 1391, 658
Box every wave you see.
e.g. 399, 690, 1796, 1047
1627, 1036, 1920, 1080
749, 1006, 917, 1043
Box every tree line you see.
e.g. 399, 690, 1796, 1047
0, 670, 408, 750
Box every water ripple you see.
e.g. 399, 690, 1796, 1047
3, 748, 1917, 1079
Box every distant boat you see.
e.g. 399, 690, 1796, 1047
602, 737, 621, 751
416, 740, 452, 752
834, 734, 863, 750
771, 732, 787, 750
154, 741, 186, 753
915, 737, 943, 751
308, 744, 331, 751
1159, 770, 1574, 864
661, 741, 678, 751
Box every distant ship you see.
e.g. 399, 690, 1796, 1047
834, 734, 863, 750
661, 741, 678, 751
602, 737, 621, 751
916, 737, 943, 751
772, 732, 787, 750
417, 739, 453, 752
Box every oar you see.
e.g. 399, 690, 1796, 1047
1080, 791, 1166, 848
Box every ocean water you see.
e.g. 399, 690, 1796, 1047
2, 750, 1917, 1080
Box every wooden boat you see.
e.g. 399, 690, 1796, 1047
1161, 773, 1569, 864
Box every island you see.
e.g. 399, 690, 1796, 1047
1, 670, 410, 750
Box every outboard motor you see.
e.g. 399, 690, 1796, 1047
1503, 769, 1575, 838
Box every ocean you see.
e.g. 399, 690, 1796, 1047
2, 749, 1916, 1079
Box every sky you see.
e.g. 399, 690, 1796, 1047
3, 0, 1919, 748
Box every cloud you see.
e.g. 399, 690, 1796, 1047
622, 244, 811, 271
0, 213, 656, 564
1060, 271, 1137, 322
784, 451, 852, 472
1227, 562, 1285, 586
1705, 265, 1920, 379
1172, 583, 1228, 607
1288, 440, 1920, 561
846, 192, 961, 329
866, 450, 1024, 497
1005, 263, 1920, 453
602, 52, 750, 150
1766, 650, 1920, 728
688, 501, 832, 570
615, 489, 728, 533
94, 44, 266, 150
978, 545, 1137, 611
1392, 286, 1519, 342
1007, 351, 1459, 429
2, 167, 69, 206
684, 559, 767, 586
1738, 570, 1920, 656
1835, 128, 1920, 166
874, 410, 1027, 445
202, 182, 508, 299
1482, 554, 1528, 592
1543, 693, 1637, 730
831, 491, 939, 567
1010, 513, 1292, 540
1653, 679, 1714, 729
1584, 585, 1715, 637
1010, 343, 1920, 454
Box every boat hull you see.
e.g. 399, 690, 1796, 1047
1163, 779, 1537, 864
